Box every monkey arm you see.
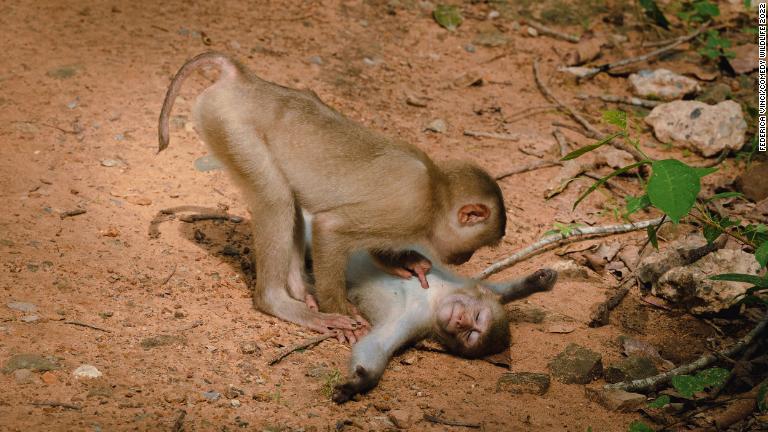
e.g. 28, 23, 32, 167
370, 250, 432, 289
482, 269, 557, 304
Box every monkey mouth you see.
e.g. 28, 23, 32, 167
440, 301, 465, 334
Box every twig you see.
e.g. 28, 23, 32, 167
697, 149, 730, 168
60, 209, 86, 219
178, 214, 243, 223
533, 60, 647, 162
268, 334, 334, 365
576, 94, 661, 109
523, 20, 580, 43
423, 414, 481, 429
495, 160, 561, 180
477, 217, 665, 279
578, 24, 710, 79
463, 130, 520, 141
161, 264, 177, 286
606, 311, 768, 392
64, 320, 112, 333
553, 129, 570, 158
588, 273, 638, 327
172, 410, 187, 432
31, 401, 81, 410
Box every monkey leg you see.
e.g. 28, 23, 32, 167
310, 213, 354, 315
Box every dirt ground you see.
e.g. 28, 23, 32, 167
0, 1, 754, 431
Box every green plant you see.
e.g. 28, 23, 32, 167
320, 368, 342, 398
671, 367, 730, 398
699, 30, 735, 60
677, 0, 720, 22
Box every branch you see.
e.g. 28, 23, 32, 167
495, 160, 561, 180
268, 334, 334, 365
463, 130, 520, 141
606, 311, 768, 392
576, 94, 661, 109
523, 20, 581, 43
476, 217, 665, 279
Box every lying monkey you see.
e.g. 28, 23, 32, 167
299, 212, 558, 403
159, 52, 507, 341
334, 249, 557, 403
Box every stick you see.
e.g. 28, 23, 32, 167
31, 401, 81, 410
476, 217, 664, 279
553, 129, 570, 158
172, 410, 187, 432
588, 273, 637, 327
495, 160, 561, 180
178, 214, 243, 223
606, 311, 768, 392
268, 334, 334, 365
64, 320, 112, 333
532, 60, 647, 162
60, 209, 86, 219
524, 20, 580, 43
577, 94, 661, 109
578, 24, 710, 79
161, 264, 177, 286
423, 414, 481, 429
463, 130, 520, 141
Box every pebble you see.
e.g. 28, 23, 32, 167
100, 159, 121, 168
629, 69, 700, 101
2, 354, 59, 373
13, 368, 35, 384
463, 43, 476, 53
388, 409, 416, 429
20, 315, 40, 323
41, 371, 58, 384
73, 364, 102, 379
203, 390, 221, 401
47, 65, 78, 79
7, 301, 37, 313
527, 27, 539, 37
239, 341, 260, 355
548, 343, 603, 384
67, 98, 79, 109
194, 155, 223, 172
424, 119, 447, 133
230, 399, 241, 408
307, 55, 323, 65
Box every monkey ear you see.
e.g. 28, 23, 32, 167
457, 204, 490, 226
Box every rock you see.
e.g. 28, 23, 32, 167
645, 100, 747, 157
221, 244, 240, 256
7, 302, 37, 313
637, 232, 723, 286
734, 162, 768, 202
140, 334, 185, 349
730, 44, 759, 74
425, 119, 447, 133
473, 26, 509, 47
20, 315, 40, 323
453, 72, 483, 87
239, 341, 260, 355
697, 83, 732, 104
47, 65, 78, 79
125, 196, 152, 206
564, 37, 604, 66
2, 354, 59, 373
604, 356, 658, 383
202, 390, 221, 401
654, 249, 761, 314
549, 343, 603, 384
602, 148, 635, 170
307, 55, 323, 65
400, 355, 417, 365
463, 43, 476, 53
406, 95, 428, 107
620, 337, 675, 370
388, 409, 416, 429
194, 154, 223, 172
496, 372, 550, 395
100, 158, 123, 168
629, 69, 700, 101
549, 260, 602, 282
13, 368, 36, 384
585, 388, 646, 412
41, 371, 58, 384
73, 364, 102, 379
230, 399, 241, 408
162, 391, 186, 403
526, 26, 539, 37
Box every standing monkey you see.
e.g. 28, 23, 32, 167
158, 52, 507, 338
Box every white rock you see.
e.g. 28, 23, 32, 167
645, 100, 747, 157
653, 249, 761, 314
425, 118, 447, 133
73, 364, 102, 379
7, 302, 37, 313
629, 69, 700, 101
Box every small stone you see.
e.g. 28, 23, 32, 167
637, 233, 718, 285
548, 343, 603, 384
173, 310, 186, 319
604, 356, 658, 384
239, 341, 260, 355
7, 302, 37, 313
100, 159, 121, 168
629, 69, 700, 101
88, 385, 114, 399
230, 399, 241, 408
400, 355, 417, 365
2, 354, 59, 373
162, 391, 187, 403
73, 364, 102, 379
227, 40, 241, 50
388, 409, 415, 429
488, 10, 500, 19
140, 334, 185, 350
734, 162, 768, 202
100, 227, 120, 237
20, 315, 40, 323
41, 371, 58, 384
463, 43, 476, 53
730, 44, 759, 74
114, 133, 125, 141
549, 260, 602, 282
425, 119, 447, 133
202, 390, 221, 401
13, 369, 35, 384
67, 98, 79, 109
526, 26, 539, 37
473, 25, 509, 47
125, 196, 152, 206
307, 55, 323, 65
221, 244, 240, 256
47, 65, 78, 79
696, 83, 731, 104
496, 372, 550, 395
645, 100, 746, 157
194, 155, 223, 172
406, 95, 428, 107
585, 387, 646, 412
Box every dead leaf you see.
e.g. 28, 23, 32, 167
621, 337, 675, 371
729, 44, 759, 74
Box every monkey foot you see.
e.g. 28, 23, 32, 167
304, 294, 319, 311
332, 366, 372, 404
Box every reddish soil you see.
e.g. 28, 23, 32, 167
0, 1, 750, 431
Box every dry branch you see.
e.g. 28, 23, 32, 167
463, 130, 520, 141
477, 217, 664, 279
64, 320, 112, 333
495, 160, 561, 180
588, 273, 637, 327
268, 334, 334, 365
553, 129, 570, 158
606, 311, 768, 392
577, 94, 661, 109
524, 20, 580, 43
423, 414, 481, 429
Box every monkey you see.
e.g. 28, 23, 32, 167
333, 249, 557, 403
158, 52, 507, 340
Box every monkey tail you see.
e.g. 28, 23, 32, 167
157, 51, 238, 153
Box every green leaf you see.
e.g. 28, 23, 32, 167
705, 192, 743, 203
628, 421, 654, 432
693, 0, 720, 20
756, 242, 768, 268
710, 273, 768, 288
639, 0, 670, 29
561, 131, 624, 161
647, 159, 712, 223
574, 161, 650, 210
647, 224, 659, 249
647, 395, 671, 408
672, 375, 705, 398
625, 194, 652, 216
433, 5, 463, 31
703, 224, 722, 244
696, 367, 729, 388
758, 383, 767, 413
603, 109, 628, 130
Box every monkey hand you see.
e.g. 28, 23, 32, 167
372, 251, 432, 289
335, 303, 370, 345
332, 365, 375, 404
525, 269, 558, 292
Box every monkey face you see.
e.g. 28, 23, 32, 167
436, 294, 493, 348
